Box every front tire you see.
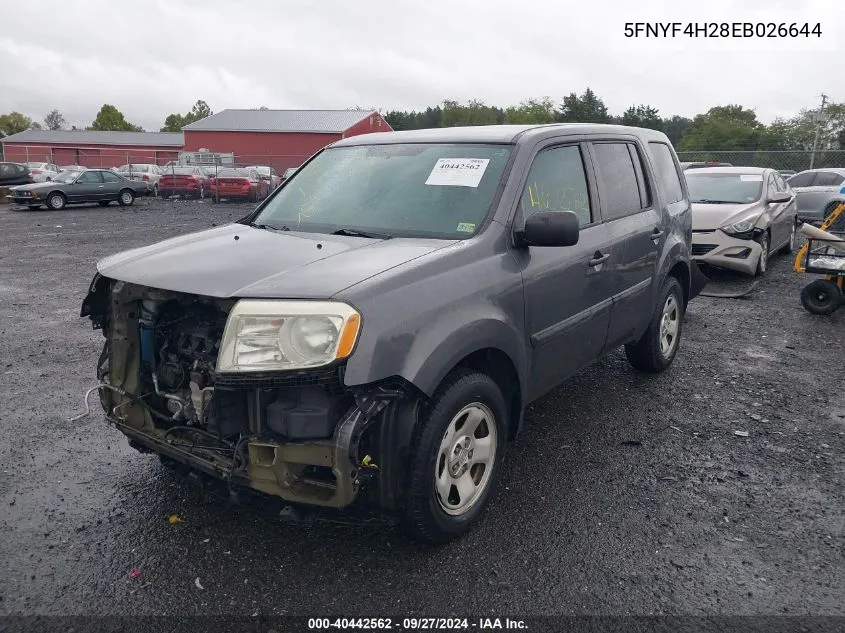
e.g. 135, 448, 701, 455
118, 189, 135, 206
625, 276, 684, 373
754, 231, 770, 277
402, 370, 507, 543
800, 279, 842, 315
47, 192, 66, 210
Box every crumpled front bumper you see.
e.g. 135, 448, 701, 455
692, 230, 762, 276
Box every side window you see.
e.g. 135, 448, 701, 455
77, 171, 104, 184
102, 171, 121, 183
787, 171, 816, 188
815, 172, 844, 186
648, 142, 684, 204
591, 142, 641, 219
766, 174, 777, 199
520, 145, 592, 227
0, 164, 13, 177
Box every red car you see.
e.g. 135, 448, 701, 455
209, 168, 269, 202
159, 166, 211, 199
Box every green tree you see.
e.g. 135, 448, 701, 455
556, 88, 610, 123
160, 99, 213, 132
89, 104, 143, 132
679, 105, 770, 150
661, 115, 693, 147
440, 99, 504, 127
44, 109, 66, 130
621, 104, 662, 130
0, 111, 36, 136
160, 113, 188, 133
505, 97, 557, 124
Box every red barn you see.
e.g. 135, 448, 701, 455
181, 109, 392, 172
0, 130, 184, 167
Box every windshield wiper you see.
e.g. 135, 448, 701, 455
691, 199, 738, 204
331, 228, 392, 239
250, 223, 290, 232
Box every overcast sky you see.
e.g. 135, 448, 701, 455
1, 0, 841, 131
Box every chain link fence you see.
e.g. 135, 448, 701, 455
676, 150, 845, 173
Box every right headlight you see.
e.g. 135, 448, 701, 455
721, 220, 755, 236
216, 300, 361, 373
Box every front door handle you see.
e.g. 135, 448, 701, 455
651, 229, 665, 242
588, 252, 610, 267
98, 185, 105, 188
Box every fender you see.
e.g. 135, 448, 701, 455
343, 308, 527, 401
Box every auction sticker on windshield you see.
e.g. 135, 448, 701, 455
740, 174, 763, 181
425, 158, 490, 187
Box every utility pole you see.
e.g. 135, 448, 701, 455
809, 93, 828, 170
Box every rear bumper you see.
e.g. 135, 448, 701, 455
160, 187, 201, 197
692, 230, 762, 275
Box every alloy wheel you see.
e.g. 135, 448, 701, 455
434, 403, 497, 516
659, 295, 680, 358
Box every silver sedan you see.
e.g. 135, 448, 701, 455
687, 167, 797, 276
786, 168, 845, 222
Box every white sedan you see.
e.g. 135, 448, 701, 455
26, 162, 60, 182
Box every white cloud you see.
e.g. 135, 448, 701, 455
0, 0, 841, 130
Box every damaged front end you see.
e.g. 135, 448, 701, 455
78, 274, 417, 514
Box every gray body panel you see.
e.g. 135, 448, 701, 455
93, 123, 693, 406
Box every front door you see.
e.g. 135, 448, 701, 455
513, 142, 613, 401
69, 170, 105, 202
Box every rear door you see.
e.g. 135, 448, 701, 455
587, 139, 662, 349
514, 141, 614, 400
787, 171, 819, 217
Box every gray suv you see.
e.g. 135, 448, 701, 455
80, 124, 695, 542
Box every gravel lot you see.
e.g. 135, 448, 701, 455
0, 198, 842, 618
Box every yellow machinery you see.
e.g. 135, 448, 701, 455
794, 203, 845, 315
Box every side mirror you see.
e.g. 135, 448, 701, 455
768, 191, 792, 204
516, 210, 580, 247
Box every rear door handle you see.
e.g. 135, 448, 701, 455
651, 229, 664, 242
588, 252, 610, 267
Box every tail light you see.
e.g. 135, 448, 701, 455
142, 174, 150, 181
31, 169, 42, 175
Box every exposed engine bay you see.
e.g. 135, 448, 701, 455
80, 277, 406, 512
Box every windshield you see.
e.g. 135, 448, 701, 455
253, 144, 513, 239
216, 168, 252, 178
249, 166, 270, 175
53, 170, 81, 183
685, 173, 763, 203
119, 165, 150, 172
27, 162, 47, 169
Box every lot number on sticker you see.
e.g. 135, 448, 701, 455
425, 158, 490, 187
456, 222, 476, 233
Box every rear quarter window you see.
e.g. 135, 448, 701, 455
815, 172, 845, 187
647, 142, 684, 204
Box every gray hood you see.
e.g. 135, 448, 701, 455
97, 223, 452, 299
691, 201, 762, 231
10, 181, 52, 192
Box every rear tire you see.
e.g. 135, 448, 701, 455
800, 279, 842, 315
118, 189, 135, 206
402, 370, 507, 544
625, 276, 684, 373
779, 221, 796, 254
